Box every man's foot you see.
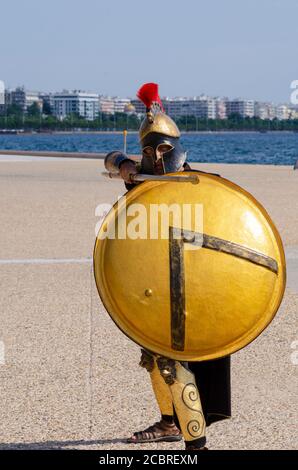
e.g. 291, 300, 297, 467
127, 419, 182, 443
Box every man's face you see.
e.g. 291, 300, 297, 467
142, 143, 174, 174
141, 133, 186, 175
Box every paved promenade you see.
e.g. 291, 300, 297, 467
0, 155, 297, 449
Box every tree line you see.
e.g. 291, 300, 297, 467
0, 103, 298, 132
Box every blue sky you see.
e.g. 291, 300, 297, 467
0, 0, 297, 102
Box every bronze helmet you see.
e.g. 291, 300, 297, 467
137, 83, 186, 175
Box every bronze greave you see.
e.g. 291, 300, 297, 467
157, 357, 206, 442
139, 349, 174, 416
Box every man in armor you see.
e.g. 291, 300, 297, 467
104, 84, 231, 450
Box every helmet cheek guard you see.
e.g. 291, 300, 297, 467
162, 141, 186, 173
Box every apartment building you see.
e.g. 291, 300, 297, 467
254, 102, 277, 120
53, 91, 99, 120
226, 99, 255, 118
215, 98, 227, 119
0, 80, 4, 105
99, 96, 115, 114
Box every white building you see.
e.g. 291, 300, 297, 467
215, 98, 227, 119
114, 98, 131, 113
195, 96, 216, 119
288, 106, 298, 119
226, 99, 255, 118
0, 80, 4, 105
5, 87, 43, 112
26, 91, 43, 110
131, 95, 222, 119
130, 98, 146, 114
163, 96, 216, 119
99, 96, 115, 114
53, 91, 99, 120
254, 102, 278, 120
98, 96, 131, 114
276, 105, 291, 120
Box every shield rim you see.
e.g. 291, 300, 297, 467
93, 171, 286, 361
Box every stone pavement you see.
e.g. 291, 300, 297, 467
0, 157, 296, 449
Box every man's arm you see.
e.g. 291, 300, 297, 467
104, 151, 138, 183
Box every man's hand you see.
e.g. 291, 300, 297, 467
119, 160, 138, 183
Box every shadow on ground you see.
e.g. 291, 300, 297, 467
0, 438, 128, 450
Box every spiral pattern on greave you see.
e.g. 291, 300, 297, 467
182, 383, 199, 410
187, 419, 202, 438
182, 383, 205, 438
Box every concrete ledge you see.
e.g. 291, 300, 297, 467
0, 149, 140, 160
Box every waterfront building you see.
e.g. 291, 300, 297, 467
4, 89, 12, 107
215, 98, 227, 119
99, 97, 132, 114
132, 95, 220, 119
267, 104, 278, 120
114, 98, 131, 113
163, 96, 214, 119
10, 87, 26, 111
0, 80, 5, 115
276, 105, 291, 120
255, 102, 269, 120
99, 96, 115, 114
254, 102, 278, 120
163, 96, 217, 119
39, 93, 55, 114
25, 91, 43, 111
162, 97, 184, 117
288, 106, 298, 119
130, 98, 146, 114
0, 80, 4, 105
124, 103, 136, 114
7, 87, 43, 112
226, 99, 255, 118
53, 91, 99, 120
195, 96, 216, 119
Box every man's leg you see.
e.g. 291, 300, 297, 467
157, 357, 207, 449
127, 349, 182, 443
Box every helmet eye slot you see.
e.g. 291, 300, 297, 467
156, 143, 174, 155
142, 146, 155, 158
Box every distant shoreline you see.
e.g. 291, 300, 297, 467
0, 130, 297, 136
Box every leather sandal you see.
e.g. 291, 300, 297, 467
127, 419, 182, 443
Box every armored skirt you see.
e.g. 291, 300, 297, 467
188, 356, 231, 426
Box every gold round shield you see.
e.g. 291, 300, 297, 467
94, 171, 286, 361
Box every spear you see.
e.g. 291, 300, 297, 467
101, 172, 200, 184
